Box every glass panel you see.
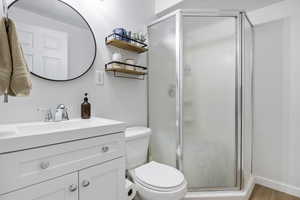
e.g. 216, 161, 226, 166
182, 16, 237, 189
242, 16, 254, 186
148, 16, 177, 168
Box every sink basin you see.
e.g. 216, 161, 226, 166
16, 118, 114, 135
0, 117, 127, 154
0, 130, 17, 138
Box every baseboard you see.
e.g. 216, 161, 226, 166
255, 176, 300, 198
184, 176, 255, 200
245, 176, 255, 200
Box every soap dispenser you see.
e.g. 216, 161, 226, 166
81, 93, 91, 119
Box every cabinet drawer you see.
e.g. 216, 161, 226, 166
0, 133, 124, 195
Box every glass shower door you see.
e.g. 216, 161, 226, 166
148, 16, 178, 168
182, 16, 238, 189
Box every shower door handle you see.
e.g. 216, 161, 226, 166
168, 84, 176, 98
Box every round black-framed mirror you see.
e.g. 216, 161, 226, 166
8, 0, 97, 82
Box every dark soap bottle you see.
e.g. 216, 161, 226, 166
81, 93, 91, 119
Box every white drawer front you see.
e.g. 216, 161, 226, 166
0, 133, 124, 195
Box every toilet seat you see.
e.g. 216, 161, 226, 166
133, 161, 185, 192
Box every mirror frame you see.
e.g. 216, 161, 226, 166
8, 0, 97, 82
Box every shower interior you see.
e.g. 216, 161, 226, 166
147, 10, 253, 192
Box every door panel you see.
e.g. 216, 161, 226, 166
17, 23, 68, 79
148, 16, 178, 168
17, 24, 35, 72
79, 158, 125, 200
182, 16, 237, 189
0, 173, 78, 200
38, 28, 68, 79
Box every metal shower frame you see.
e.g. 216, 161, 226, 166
147, 9, 254, 191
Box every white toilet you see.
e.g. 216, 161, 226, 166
125, 127, 187, 200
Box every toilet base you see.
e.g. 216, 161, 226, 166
134, 179, 187, 200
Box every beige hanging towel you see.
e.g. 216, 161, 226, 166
0, 17, 12, 96
7, 18, 32, 96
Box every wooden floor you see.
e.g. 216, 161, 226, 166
250, 185, 300, 200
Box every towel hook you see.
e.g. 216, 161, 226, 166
2, 0, 9, 103
2, 0, 8, 21
3, 93, 8, 103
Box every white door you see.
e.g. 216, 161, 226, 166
79, 158, 125, 200
37, 27, 68, 80
16, 24, 35, 72
0, 173, 78, 200
17, 23, 68, 80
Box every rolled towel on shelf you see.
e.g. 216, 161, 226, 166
0, 17, 12, 96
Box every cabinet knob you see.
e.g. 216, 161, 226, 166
40, 161, 50, 169
102, 146, 109, 152
82, 180, 90, 187
69, 184, 78, 192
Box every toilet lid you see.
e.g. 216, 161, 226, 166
135, 161, 185, 189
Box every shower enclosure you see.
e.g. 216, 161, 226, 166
147, 10, 253, 191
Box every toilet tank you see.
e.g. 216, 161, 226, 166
125, 127, 151, 170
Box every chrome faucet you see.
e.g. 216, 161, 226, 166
54, 104, 69, 121
38, 105, 69, 122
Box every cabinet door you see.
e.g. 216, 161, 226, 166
0, 173, 78, 200
79, 158, 125, 200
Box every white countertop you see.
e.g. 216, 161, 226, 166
0, 117, 127, 154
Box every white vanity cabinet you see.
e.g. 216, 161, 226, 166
0, 130, 126, 200
0, 158, 125, 200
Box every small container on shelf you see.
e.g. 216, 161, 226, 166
139, 32, 147, 44
125, 59, 136, 70
111, 62, 125, 69
111, 52, 125, 69
132, 33, 139, 45
112, 52, 122, 61
113, 28, 126, 40
125, 30, 132, 42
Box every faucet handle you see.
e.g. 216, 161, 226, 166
56, 104, 66, 110
55, 104, 69, 121
37, 108, 53, 122
63, 108, 69, 120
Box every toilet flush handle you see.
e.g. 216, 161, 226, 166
82, 180, 90, 187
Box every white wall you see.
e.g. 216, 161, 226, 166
0, 0, 154, 125
249, 0, 300, 195
253, 18, 290, 183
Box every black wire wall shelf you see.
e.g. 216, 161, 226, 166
105, 61, 147, 80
